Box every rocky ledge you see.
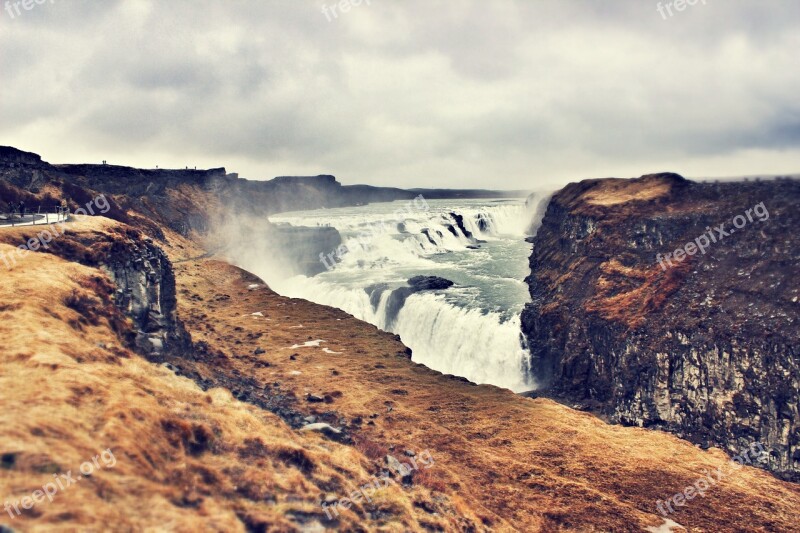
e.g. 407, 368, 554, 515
521, 173, 800, 480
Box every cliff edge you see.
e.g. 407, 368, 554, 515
522, 173, 800, 480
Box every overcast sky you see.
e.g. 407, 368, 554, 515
1, 0, 798, 189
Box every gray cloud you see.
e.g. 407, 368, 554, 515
0, 0, 798, 188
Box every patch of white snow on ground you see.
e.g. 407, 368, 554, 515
289, 339, 325, 349
645, 519, 685, 533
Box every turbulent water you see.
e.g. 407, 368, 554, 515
266, 198, 540, 392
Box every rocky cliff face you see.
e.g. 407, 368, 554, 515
521, 173, 800, 480
102, 234, 191, 357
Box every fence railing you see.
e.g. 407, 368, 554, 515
0, 206, 70, 227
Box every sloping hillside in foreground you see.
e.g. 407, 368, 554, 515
1, 217, 800, 532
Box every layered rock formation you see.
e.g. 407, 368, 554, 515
103, 234, 190, 356
522, 173, 800, 480
1, 146, 525, 236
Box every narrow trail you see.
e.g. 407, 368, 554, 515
173, 245, 226, 264
0, 213, 69, 228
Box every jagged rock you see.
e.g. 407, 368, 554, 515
450, 212, 474, 239
521, 173, 800, 481
420, 228, 438, 246
104, 237, 190, 358
365, 283, 390, 311
408, 276, 455, 291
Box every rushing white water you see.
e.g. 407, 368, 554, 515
257, 198, 541, 392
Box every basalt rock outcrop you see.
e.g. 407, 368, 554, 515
522, 173, 800, 480
22, 224, 192, 358
103, 235, 191, 357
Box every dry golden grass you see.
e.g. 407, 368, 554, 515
586, 257, 691, 329
582, 177, 673, 206
0, 223, 462, 532
1, 217, 800, 531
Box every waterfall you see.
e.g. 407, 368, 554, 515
246, 199, 542, 392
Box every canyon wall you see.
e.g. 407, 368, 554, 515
522, 173, 800, 480
2, 146, 525, 239
1, 145, 526, 277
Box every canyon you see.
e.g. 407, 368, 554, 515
1, 147, 799, 531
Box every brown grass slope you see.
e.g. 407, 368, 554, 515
0, 217, 799, 531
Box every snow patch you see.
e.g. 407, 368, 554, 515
646, 519, 685, 533
290, 339, 325, 349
